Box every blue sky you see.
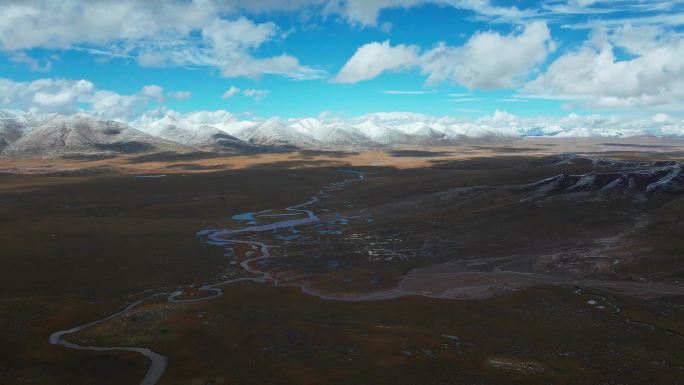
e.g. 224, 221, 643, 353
1, 0, 684, 124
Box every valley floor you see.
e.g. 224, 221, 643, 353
1, 139, 684, 385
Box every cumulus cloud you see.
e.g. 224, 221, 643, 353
243, 89, 270, 101
0, 78, 94, 114
221, 87, 269, 101
0, 1, 207, 50
335, 22, 553, 88
90, 90, 149, 120
334, 41, 420, 83
140, 85, 165, 103
420, 21, 554, 88
0, 1, 323, 80
167, 90, 192, 100
202, 17, 277, 51
0, 0, 537, 48
0, 77, 173, 120
222, 86, 241, 99
524, 25, 684, 108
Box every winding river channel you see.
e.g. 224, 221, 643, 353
49, 170, 367, 385
47, 168, 684, 385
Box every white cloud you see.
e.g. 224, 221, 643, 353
549, 1, 684, 29
222, 85, 272, 102
140, 85, 165, 103
0, 1, 323, 80
126, 17, 324, 80
570, 0, 600, 6
317, 109, 684, 138
133, 108, 256, 136
0, 78, 94, 114
243, 89, 270, 101
0, 77, 171, 120
220, 55, 324, 80
653, 113, 669, 123
0, 1, 537, 49
345, 109, 684, 138
90, 90, 149, 120
202, 17, 278, 51
382, 90, 432, 95
4, 79, 684, 138
138, 108, 684, 139
0, 78, 264, 119
335, 22, 553, 89
130, 107, 678, 142
8, 51, 52, 72
334, 40, 420, 83
197, 17, 323, 79
607, 24, 664, 55
524, 26, 684, 108
3, 3, 684, 114
222, 86, 241, 99
420, 21, 554, 88
326, 0, 535, 27
0, 1, 219, 51
167, 90, 192, 100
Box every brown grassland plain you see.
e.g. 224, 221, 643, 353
1, 138, 684, 385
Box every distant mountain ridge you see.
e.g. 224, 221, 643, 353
525, 157, 684, 198
3, 108, 684, 159
6, 109, 683, 160
3, 115, 186, 158
0, 110, 521, 158
140, 115, 264, 152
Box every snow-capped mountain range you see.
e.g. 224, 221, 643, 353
2, 113, 185, 158
0, 110, 472, 157
1, 109, 683, 158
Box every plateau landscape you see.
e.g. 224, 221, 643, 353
2, 1, 684, 385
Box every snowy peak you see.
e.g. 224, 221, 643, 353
0, 109, 46, 152
0, 119, 25, 152
237, 119, 322, 148
355, 121, 414, 145
289, 119, 374, 147
146, 122, 233, 146
4, 115, 185, 157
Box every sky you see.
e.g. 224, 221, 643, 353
1, 0, 684, 132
